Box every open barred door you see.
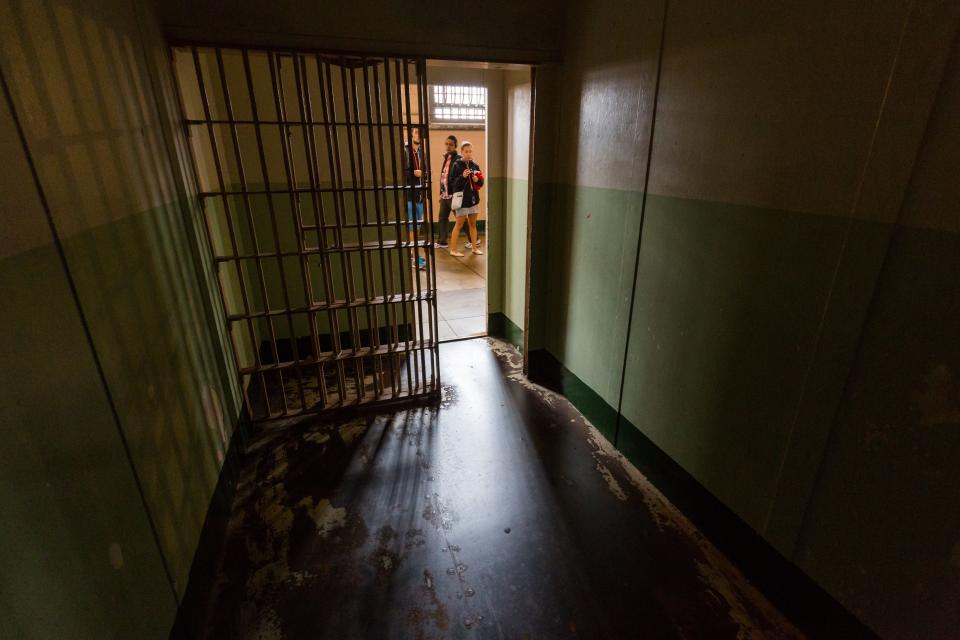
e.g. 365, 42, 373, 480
172, 46, 439, 421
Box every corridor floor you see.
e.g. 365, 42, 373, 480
194, 339, 803, 639
428, 234, 486, 341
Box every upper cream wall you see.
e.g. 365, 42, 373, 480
0, 86, 51, 258
554, 0, 665, 192
557, 0, 955, 224
505, 70, 530, 181
0, 0, 181, 239
153, 0, 563, 64
646, 1, 954, 222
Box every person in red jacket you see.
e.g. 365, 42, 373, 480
447, 141, 484, 257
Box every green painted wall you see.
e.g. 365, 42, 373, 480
619, 195, 888, 527
0, 67, 175, 639
535, 0, 960, 637
794, 29, 960, 638
1, 0, 240, 635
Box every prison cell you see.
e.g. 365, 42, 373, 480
171, 46, 440, 421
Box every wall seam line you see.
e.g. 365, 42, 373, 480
761, 0, 917, 550
0, 62, 181, 606
613, 0, 670, 446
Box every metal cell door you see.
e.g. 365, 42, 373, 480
172, 46, 439, 421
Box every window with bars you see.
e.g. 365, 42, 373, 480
430, 85, 487, 125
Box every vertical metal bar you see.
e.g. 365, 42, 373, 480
168, 48, 255, 419
287, 52, 330, 409
213, 48, 291, 413
264, 51, 311, 413
238, 48, 299, 416
320, 57, 365, 402
191, 47, 273, 417
309, 54, 350, 404
293, 53, 345, 409
386, 58, 414, 395
343, 61, 381, 398
361, 59, 395, 399
416, 58, 440, 391
371, 62, 402, 398
402, 60, 427, 393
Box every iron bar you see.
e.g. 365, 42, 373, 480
385, 58, 414, 395
320, 58, 366, 400
191, 47, 274, 416
402, 60, 427, 391
176, 45, 438, 419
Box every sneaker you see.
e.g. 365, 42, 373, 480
437, 240, 449, 248
465, 242, 472, 250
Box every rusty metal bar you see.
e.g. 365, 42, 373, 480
347, 61, 387, 397
384, 58, 414, 395
169, 53, 257, 419
191, 46, 274, 417
361, 59, 397, 398
292, 52, 346, 407
212, 48, 294, 418
339, 58, 378, 399
198, 185, 424, 197
232, 48, 299, 417
176, 45, 437, 419
320, 57, 365, 401
370, 62, 401, 397
402, 59, 427, 391
416, 58, 440, 389
265, 50, 319, 414
282, 52, 331, 409
186, 118, 438, 128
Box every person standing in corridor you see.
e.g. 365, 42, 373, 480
436, 135, 460, 248
447, 141, 484, 257
404, 127, 427, 270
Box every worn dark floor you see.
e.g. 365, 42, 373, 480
196, 338, 803, 639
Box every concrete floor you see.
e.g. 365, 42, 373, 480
425, 234, 486, 341
193, 338, 803, 639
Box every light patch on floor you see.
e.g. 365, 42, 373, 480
489, 337, 804, 640
298, 497, 347, 537
337, 418, 367, 446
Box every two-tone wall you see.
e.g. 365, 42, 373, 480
485, 68, 531, 344
534, 1, 960, 637
1, 0, 237, 636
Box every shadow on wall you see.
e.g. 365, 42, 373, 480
1, 0, 239, 595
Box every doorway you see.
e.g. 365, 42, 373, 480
424, 61, 533, 345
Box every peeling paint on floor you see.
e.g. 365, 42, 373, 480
185, 338, 807, 639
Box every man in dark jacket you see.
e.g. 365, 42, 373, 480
404, 127, 426, 270
436, 135, 460, 248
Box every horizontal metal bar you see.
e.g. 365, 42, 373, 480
213, 239, 433, 262
187, 118, 426, 128
257, 384, 438, 421
226, 290, 434, 320
198, 184, 426, 197
239, 341, 436, 374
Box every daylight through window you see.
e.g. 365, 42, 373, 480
430, 85, 487, 124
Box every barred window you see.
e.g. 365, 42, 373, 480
430, 85, 487, 124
